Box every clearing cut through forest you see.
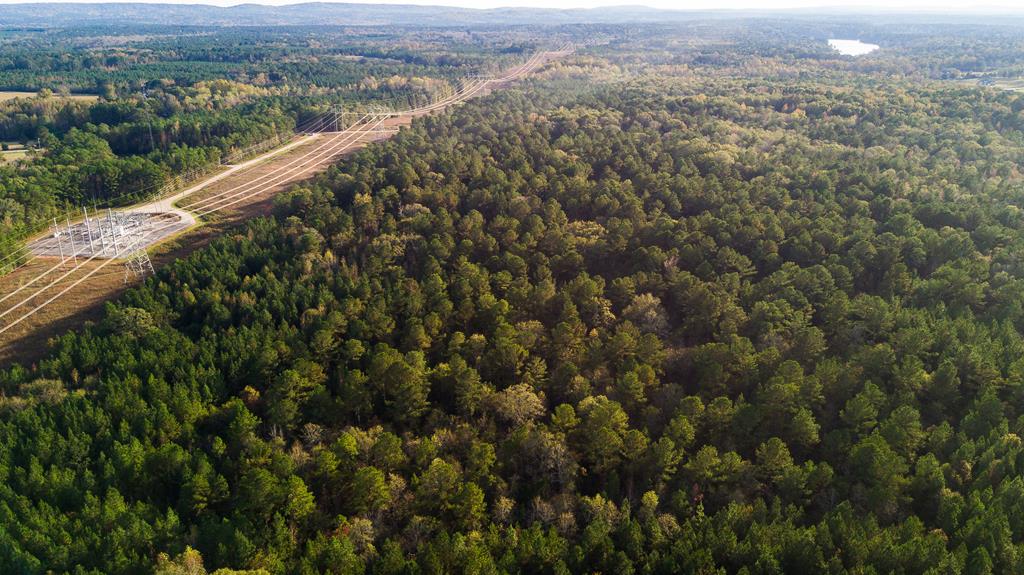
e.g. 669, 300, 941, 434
0, 45, 574, 364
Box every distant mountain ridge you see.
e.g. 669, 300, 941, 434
3, 2, 1023, 29
0, 2, 705, 27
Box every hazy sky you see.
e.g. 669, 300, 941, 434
2, 0, 1023, 9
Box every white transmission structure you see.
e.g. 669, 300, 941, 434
48, 208, 156, 283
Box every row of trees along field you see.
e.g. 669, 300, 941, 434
0, 25, 509, 93
4, 39, 1024, 571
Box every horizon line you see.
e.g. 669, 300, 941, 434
0, 0, 1024, 14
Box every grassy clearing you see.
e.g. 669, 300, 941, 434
990, 80, 1024, 92
0, 258, 127, 366
0, 149, 29, 163
0, 142, 32, 163
0, 91, 99, 102
962, 78, 1024, 92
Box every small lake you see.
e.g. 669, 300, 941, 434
828, 39, 879, 56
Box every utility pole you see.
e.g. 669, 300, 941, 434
66, 216, 77, 265
53, 218, 65, 269
108, 209, 120, 257
121, 213, 155, 284
98, 207, 108, 255
83, 207, 95, 255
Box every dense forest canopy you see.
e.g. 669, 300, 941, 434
5, 11, 1024, 575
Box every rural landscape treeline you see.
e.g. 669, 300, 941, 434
3, 6, 1024, 574
0, 26, 497, 254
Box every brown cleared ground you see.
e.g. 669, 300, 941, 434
0, 149, 29, 163
178, 129, 388, 209
0, 258, 127, 366
0, 91, 100, 102
1, 142, 33, 164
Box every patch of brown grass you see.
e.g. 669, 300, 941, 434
0, 258, 128, 367
0, 91, 99, 102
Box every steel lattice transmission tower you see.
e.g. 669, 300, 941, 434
116, 212, 156, 283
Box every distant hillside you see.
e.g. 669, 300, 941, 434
0, 2, 707, 27
2, 2, 1022, 30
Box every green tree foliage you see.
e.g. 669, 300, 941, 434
7, 17, 1024, 574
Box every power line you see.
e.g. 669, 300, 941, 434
0, 47, 574, 336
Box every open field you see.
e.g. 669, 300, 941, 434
0, 149, 29, 163
990, 80, 1024, 91
961, 78, 1024, 92
0, 91, 99, 102
0, 257, 125, 366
